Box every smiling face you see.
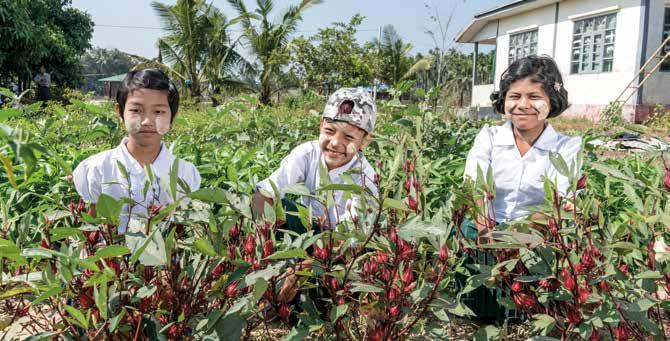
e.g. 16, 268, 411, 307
116, 88, 173, 145
319, 119, 368, 170
504, 77, 551, 131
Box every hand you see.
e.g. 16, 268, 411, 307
277, 259, 312, 303
563, 202, 575, 212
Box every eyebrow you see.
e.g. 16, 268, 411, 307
126, 102, 169, 108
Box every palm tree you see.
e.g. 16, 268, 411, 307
151, 0, 253, 100
228, 0, 322, 105
372, 25, 413, 86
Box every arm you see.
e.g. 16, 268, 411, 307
463, 127, 494, 239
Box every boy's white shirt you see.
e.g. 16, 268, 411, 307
73, 137, 201, 233
463, 121, 581, 222
257, 141, 378, 227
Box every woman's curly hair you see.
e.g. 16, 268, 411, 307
490, 55, 569, 118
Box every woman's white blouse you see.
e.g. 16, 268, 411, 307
73, 138, 201, 233
463, 121, 582, 222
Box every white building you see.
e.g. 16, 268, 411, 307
456, 0, 670, 122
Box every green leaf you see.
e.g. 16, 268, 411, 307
194, 238, 217, 257
64, 305, 89, 329
244, 261, 286, 286
0, 286, 33, 299
282, 327, 310, 341
95, 282, 108, 319
96, 194, 122, 223
92, 245, 130, 260
349, 282, 384, 293
530, 314, 556, 335
251, 278, 269, 304
549, 152, 570, 177
109, 308, 127, 333
330, 303, 348, 323
383, 198, 411, 211
264, 248, 307, 260
30, 286, 62, 305
474, 325, 500, 341
189, 188, 228, 203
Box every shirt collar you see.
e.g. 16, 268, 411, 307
115, 137, 172, 175
493, 121, 558, 151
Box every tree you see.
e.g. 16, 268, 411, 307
79, 48, 137, 95
0, 0, 93, 90
228, 0, 322, 105
289, 14, 376, 94
371, 25, 413, 86
152, 0, 252, 100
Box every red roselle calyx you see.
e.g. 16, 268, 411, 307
263, 239, 273, 258
598, 280, 612, 292
376, 251, 389, 264
578, 282, 590, 304
567, 307, 582, 324
227, 244, 236, 260
576, 174, 587, 190
402, 268, 413, 284
278, 303, 291, 320
510, 281, 524, 293
404, 178, 411, 192
663, 170, 670, 190
408, 195, 418, 211
562, 267, 576, 291
244, 235, 255, 254
614, 323, 632, 340
548, 218, 559, 237
229, 224, 241, 240
225, 281, 238, 298
212, 263, 225, 278
438, 245, 449, 263
389, 305, 400, 318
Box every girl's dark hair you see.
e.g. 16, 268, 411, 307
116, 68, 179, 122
490, 55, 569, 118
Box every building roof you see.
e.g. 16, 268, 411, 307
456, 0, 560, 43
97, 74, 126, 82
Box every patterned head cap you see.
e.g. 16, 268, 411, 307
323, 88, 377, 133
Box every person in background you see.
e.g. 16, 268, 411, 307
34, 65, 51, 103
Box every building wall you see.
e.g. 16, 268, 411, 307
640, 0, 670, 110
471, 84, 495, 107
470, 0, 665, 122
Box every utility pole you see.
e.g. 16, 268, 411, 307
373, 25, 382, 100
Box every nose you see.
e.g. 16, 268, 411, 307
518, 96, 531, 109
141, 114, 154, 126
329, 133, 345, 148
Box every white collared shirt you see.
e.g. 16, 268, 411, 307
73, 137, 201, 233
463, 121, 582, 222
257, 141, 378, 227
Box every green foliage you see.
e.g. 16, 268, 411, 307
0, 0, 93, 88
0, 94, 667, 340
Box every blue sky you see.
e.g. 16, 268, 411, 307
71, 0, 506, 59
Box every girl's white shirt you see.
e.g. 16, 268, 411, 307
257, 141, 378, 227
463, 121, 582, 222
73, 137, 201, 233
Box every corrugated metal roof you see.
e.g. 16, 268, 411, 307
97, 74, 126, 82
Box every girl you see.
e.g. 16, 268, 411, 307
463, 55, 582, 239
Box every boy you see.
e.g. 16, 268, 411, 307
73, 68, 201, 233
253, 87, 378, 230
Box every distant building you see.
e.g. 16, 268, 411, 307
456, 0, 670, 122
97, 74, 126, 99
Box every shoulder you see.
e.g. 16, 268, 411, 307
285, 141, 319, 161
554, 131, 582, 153
73, 149, 116, 176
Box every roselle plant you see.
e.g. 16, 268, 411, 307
1, 93, 668, 340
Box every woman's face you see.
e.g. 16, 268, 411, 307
504, 77, 551, 131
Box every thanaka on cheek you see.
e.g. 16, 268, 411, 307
125, 115, 143, 134
156, 115, 171, 135
504, 101, 515, 121
531, 100, 549, 120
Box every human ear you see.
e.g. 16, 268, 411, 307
115, 103, 124, 122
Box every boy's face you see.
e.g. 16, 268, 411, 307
116, 88, 173, 145
319, 118, 367, 170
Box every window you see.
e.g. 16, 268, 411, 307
661, 8, 670, 72
570, 13, 616, 74
508, 30, 538, 64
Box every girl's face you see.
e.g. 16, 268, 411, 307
504, 77, 551, 132
117, 89, 173, 145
